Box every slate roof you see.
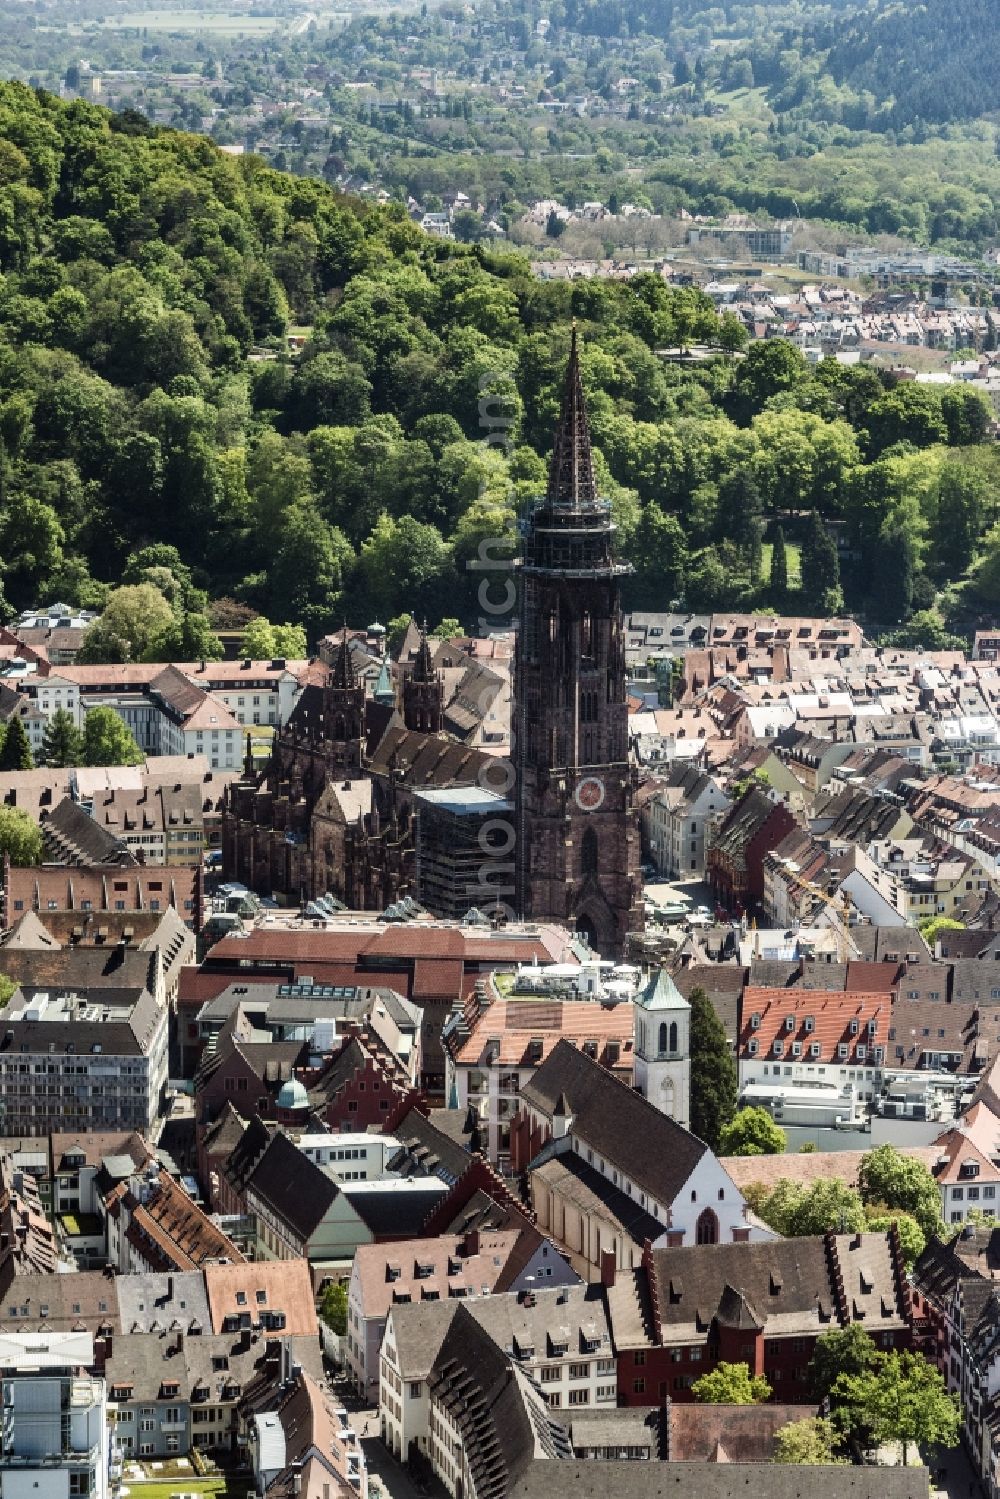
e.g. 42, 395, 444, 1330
643, 1232, 907, 1348
40, 796, 133, 865
115, 1271, 209, 1335
427, 1304, 572, 1498
388, 1107, 476, 1184
521, 1040, 707, 1204
508, 1464, 931, 1499
244, 1133, 339, 1243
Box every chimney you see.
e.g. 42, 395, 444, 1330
600, 1249, 617, 1290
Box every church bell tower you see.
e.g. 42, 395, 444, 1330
513, 329, 642, 957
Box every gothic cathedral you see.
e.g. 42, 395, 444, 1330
513, 330, 643, 957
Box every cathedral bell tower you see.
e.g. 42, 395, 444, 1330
513, 328, 642, 957
402, 623, 444, 734
323, 630, 365, 776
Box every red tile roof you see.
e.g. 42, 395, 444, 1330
739, 987, 890, 1065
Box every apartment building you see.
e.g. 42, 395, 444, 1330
0, 983, 168, 1136
347, 1227, 578, 1402
644, 764, 730, 877
0, 1330, 109, 1499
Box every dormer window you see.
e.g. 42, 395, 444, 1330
804, 1016, 815, 1033
784, 1015, 795, 1033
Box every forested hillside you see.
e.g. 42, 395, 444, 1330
2, 83, 1000, 650
823, 0, 999, 129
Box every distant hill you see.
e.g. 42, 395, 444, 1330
823, 0, 1000, 128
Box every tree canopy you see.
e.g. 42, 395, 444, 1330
691, 1362, 772, 1405
718, 1106, 786, 1157
689, 987, 737, 1151
0, 804, 43, 865
81, 707, 144, 767
0, 85, 992, 648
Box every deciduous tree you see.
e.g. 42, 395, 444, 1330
81, 707, 144, 767
692, 1362, 771, 1404
0, 804, 43, 865
718, 1106, 786, 1157
774, 1418, 844, 1465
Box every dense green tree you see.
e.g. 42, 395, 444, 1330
864, 1211, 926, 1268
81, 707, 144, 767
773, 1418, 844, 1465
239, 619, 308, 659
718, 1106, 786, 1157
857, 1145, 944, 1239
0, 715, 32, 771
0, 804, 43, 865
692, 1362, 771, 1404
873, 523, 916, 625
831, 1351, 959, 1463
809, 1325, 881, 1404
689, 987, 737, 1151
799, 510, 841, 610
40, 708, 83, 767
730, 340, 807, 423
78, 585, 175, 664
747, 1177, 867, 1237
932, 462, 988, 577
319, 1280, 348, 1334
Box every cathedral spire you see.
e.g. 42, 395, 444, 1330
412, 620, 435, 682
546, 322, 598, 511
332, 625, 356, 689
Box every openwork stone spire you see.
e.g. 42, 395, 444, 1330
546, 323, 598, 511
332, 626, 356, 689
412, 620, 435, 682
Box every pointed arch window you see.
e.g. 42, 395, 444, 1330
581, 825, 598, 875
696, 1209, 719, 1246
658, 1021, 668, 1056
669, 1021, 678, 1054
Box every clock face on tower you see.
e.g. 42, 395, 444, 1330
575, 775, 606, 811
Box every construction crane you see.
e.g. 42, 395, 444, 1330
774, 857, 858, 964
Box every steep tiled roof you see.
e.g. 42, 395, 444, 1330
643, 1232, 908, 1347
521, 1040, 707, 1205
449, 996, 633, 1069
120, 1170, 245, 1271
352, 1230, 520, 1321
739, 987, 889, 1065
204, 1259, 317, 1336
